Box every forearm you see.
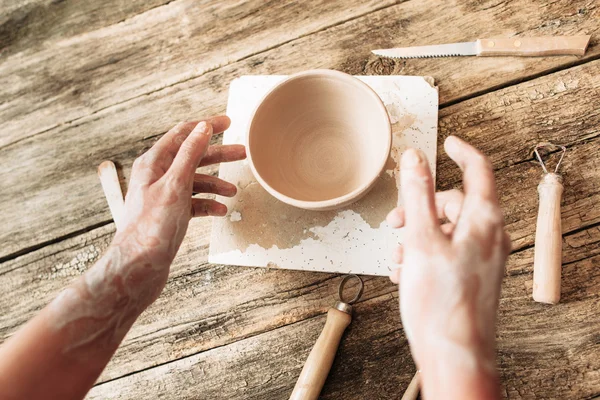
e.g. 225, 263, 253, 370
0, 234, 167, 400
417, 344, 500, 400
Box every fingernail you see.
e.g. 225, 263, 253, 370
401, 148, 424, 168
196, 121, 210, 135
227, 185, 238, 197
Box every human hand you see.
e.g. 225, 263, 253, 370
0, 117, 246, 400
387, 136, 510, 399
113, 116, 245, 303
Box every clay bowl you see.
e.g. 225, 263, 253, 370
247, 69, 392, 211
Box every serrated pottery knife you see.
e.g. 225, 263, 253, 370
372, 35, 591, 59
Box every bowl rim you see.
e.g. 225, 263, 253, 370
246, 69, 392, 210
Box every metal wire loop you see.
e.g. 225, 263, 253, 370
338, 274, 364, 305
534, 143, 567, 174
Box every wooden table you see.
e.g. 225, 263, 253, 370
1, 1, 599, 399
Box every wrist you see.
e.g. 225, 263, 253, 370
111, 228, 173, 271
414, 341, 499, 400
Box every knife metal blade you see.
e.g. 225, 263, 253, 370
372, 42, 477, 59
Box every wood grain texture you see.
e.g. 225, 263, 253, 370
0, 0, 172, 57
1, 0, 598, 149
0, 0, 401, 147
1, 1, 600, 398
0, 218, 398, 384
476, 35, 591, 57
83, 235, 600, 400
0, 53, 597, 262
1, 60, 600, 398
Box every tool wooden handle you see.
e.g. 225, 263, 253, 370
533, 173, 564, 304
477, 35, 590, 56
290, 308, 351, 400
401, 371, 420, 400
98, 161, 125, 230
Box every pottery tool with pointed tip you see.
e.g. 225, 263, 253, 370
372, 35, 591, 59
290, 275, 363, 400
98, 160, 125, 230
532, 143, 567, 304
401, 370, 420, 400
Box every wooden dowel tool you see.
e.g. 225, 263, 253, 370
97, 160, 125, 230
532, 144, 566, 304
290, 275, 363, 400
401, 370, 420, 400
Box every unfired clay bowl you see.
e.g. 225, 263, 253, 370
247, 69, 392, 211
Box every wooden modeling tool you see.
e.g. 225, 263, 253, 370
290, 275, 363, 400
97, 160, 125, 229
532, 143, 567, 304
401, 370, 420, 400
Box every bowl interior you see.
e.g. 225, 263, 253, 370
249, 72, 390, 203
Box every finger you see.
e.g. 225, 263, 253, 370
400, 148, 439, 238
386, 207, 404, 229
146, 116, 231, 172
389, 268, 401, 284
193, 174, 237, 197
200, 144, 247, 167
205, 115, 231, 135
168, 121, 213, 185
435, 189, 464, 224
444, 136, 498, 204
143, 121, 197, 175
191, 198, 227, 217
392, 244, 404, 264
386, 189, 464, 228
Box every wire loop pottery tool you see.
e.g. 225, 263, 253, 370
532, 143, 567, 304
290, 275, 363, 400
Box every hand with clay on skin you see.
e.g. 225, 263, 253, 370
0, 116, 246, 400
387, 136, 511, 400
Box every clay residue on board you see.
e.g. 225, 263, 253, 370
226, 172, 398, 252
423, 76, 436, 88
393, 114, 417, 136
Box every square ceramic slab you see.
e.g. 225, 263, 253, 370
208, 75, 438, 276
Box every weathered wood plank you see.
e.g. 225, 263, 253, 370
2, 221, 598, 399
0, 0, 172, 57
1, 0, 599, 149
83, 233, 600, 399
2, 67, 600, 386
0, 0, 401, 147
1, 45, 599, 261
0, 216, 398, 383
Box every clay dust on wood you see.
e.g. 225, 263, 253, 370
227, 172, 398, 252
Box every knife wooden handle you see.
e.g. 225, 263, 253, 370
477, 35, 590, 56
533, 173, 563, 304
290, 307, 351, 400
